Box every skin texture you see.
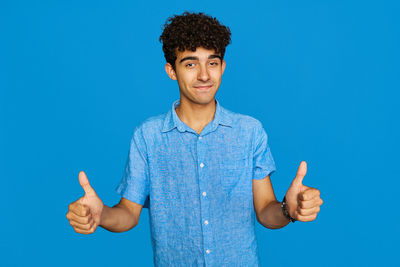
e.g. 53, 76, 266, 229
66, 172, 142, 234
165, 47, 226, 134
66, 171, 104, 234
253, 161, 323, 229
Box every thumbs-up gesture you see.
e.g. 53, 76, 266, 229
66, 171, 104, 234
284, 161, 323, 222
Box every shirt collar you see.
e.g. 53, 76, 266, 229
161, 98, 232, 134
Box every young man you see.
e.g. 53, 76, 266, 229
66, 12, 323, 266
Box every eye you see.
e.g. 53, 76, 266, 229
209, 61, 219, 66
186, 63, 195, 68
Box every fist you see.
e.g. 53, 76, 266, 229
285, 161, 323, 222
66, 171, 104, 234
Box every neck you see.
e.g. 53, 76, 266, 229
175, 98, 216, 134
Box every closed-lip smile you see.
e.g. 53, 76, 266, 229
194, 85, 213, 90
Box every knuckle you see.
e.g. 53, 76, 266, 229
83, 208, 89, 216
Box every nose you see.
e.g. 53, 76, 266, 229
197, 64, 210, 82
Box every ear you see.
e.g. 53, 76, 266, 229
221, 59, 226, 75
165, 63, 177, 80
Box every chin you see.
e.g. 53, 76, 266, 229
194, 95, 216, 105
180, 87, 218, 105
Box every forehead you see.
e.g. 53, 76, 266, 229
175, 47, 219, 59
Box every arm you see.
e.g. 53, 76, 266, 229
253, 175, 290, 229
99, 197, 143, 233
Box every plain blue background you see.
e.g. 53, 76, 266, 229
1, 0, 399, 266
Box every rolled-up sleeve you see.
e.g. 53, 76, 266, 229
252, 121, 276, 180
115, 126, 150, 207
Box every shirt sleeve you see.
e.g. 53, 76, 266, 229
252, 121, 276, 180
115, 126, 150, 208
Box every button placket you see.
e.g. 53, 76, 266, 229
196, 134, 212, 262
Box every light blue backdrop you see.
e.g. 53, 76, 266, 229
1, 0, 399, 266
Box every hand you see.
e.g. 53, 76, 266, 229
66, 171, 104, 234
284, 161, 323, 222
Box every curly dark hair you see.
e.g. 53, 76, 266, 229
159, 12, 231, 69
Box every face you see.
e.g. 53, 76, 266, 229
165, 47, 226, 106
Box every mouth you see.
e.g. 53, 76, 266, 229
194, 85, 213, 91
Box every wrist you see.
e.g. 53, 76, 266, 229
281, 196, 296, 223
99, 204, 108, 227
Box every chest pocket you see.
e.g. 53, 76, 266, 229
219, 155, 248, 189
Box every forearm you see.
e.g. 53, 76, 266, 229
99, 205, 138, 233
256, 200, 290, 229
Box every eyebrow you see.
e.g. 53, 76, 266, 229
179, 54, 222, 64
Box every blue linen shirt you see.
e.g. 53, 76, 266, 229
116, 98, 276, 267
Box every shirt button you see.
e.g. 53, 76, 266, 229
206, 249, 210, 254
200, 163, 204, 168
198, 136, 202, 140
202, 192, 207, 197
204, 220, 209, 225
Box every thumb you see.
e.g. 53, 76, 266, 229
79, 171, 96, 197
291, 161, 307, 187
